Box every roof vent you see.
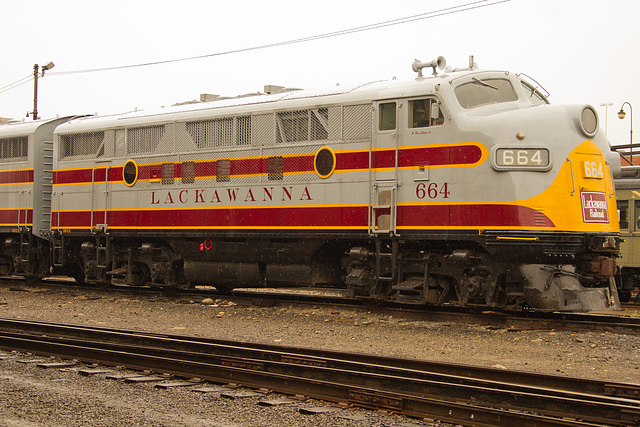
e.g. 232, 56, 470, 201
200, 94, 220, 102
264, 85, 303, 95
264, 85, 285, 94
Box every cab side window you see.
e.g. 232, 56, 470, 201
409, 99, 444, 128
378, 102, 396, 131
618, 200, 629, 230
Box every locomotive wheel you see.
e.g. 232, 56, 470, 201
618, 289, 632, 303
128, 262, 150, 287
0, 256, 12, 276
23, 274, 40, 285
68, 261, 85, 285
361, 297, 385, 307
215, 284, 234, 295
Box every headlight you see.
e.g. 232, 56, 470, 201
580, 106, 598, 137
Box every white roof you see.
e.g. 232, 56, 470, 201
0, 118, 55, 138
55, 69, 489, 133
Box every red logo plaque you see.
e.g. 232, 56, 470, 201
581, 191, 609, 223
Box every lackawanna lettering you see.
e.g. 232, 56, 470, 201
584, 199, 607, 209
151, 186, 313, 205
589, 208, 605, 218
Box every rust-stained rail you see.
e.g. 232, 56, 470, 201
1, 318, 639, 426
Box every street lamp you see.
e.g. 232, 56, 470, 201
618, 102, 633, 164
29, 61, 55, 121
600, 102, 613, 136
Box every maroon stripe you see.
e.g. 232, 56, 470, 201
398, 205, 555, 228
53, 206, 367, 229
53, 167, 123, 185
54, 168, 91, 185
335, 151, 369, 170
53, 204, 552, 229
0, 209, 32, 225
0, 169, 33, 184
53, 144, 484, 185
398, 145, 483, 167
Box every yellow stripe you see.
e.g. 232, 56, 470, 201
398, 225, 555, 231
0, 182, 32, 186
0, 167, 33, 173
495, 236, 540, 241
53, 202, 369, 214
397, 200, 519, 207
57, 224, 556, 232
53, 165, 111, 172
59, 225, 367, 231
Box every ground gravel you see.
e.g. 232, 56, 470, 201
1, 283, 640, 426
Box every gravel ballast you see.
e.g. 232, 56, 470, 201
1, 284, 640, 426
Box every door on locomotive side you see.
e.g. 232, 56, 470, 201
370, 99, 402, 235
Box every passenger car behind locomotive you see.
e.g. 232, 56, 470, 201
1, 56, 622, 311
613, 167, 640, 301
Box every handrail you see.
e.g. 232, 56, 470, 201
90, 167, 96, 232
566, 158, 575, 196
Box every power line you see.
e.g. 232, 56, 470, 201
0, 0, 509, 92
0, 74, 33, 94
47, 0, 509, 76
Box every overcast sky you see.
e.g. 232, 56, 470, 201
1, 0, 638, 146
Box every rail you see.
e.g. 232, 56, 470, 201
1, 318, 638, 426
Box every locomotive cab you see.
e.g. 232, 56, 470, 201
348, 61, 620, 311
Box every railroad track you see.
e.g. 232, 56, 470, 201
5, 277, 640, 336
1, 318, 639, 426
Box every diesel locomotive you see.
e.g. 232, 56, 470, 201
0, 56, 622, 311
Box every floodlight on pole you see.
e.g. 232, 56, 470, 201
29, 62, 55, 121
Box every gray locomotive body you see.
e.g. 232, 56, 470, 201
0, 58, 622, 311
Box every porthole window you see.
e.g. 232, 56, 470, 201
123, 160, 138, 187
314, 147, 336, 179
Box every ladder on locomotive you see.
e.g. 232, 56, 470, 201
375, 239, 398, 294
16, 189, 32, 270
52, 233, 63, 267
18, 229, 31, 269
369, 182, 400, 293
95, 234, 109, 270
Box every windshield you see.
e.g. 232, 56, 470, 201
520, 81, 549, 106
454, 78, 518, 109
